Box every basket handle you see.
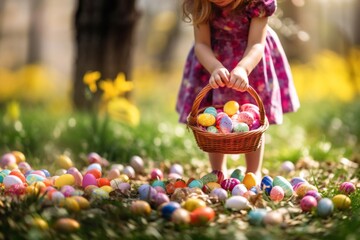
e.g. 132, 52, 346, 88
188, 84, 266, 126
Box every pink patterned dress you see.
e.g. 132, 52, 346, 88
176, 0, 300, 125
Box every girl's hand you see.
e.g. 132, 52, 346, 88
228, 66, 249, 92
209, 67, 230, 89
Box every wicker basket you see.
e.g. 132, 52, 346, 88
187, 84, 269, 154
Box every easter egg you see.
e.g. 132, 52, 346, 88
67, 169, 83, 186
300, 195, 318, 212
197, 113, 216, 127
26, 174, 45, 185
280, 161, 295, 173
153, 192, 170, 208
188, 179, 204, 189
190, 207, 215, 225
219, 115, 233, 133
339, 182, 356, 195
238, 111, 254, 127
86, 168, 102, 179
161, 201, 181, 220
87, 163, 102, 172
290, 177, 308, 187
9, 170, 25, 183
130, 155, 144, 173
122, 166, 135, 179
56, 155, 73, 169
269, 186, 284, 202
332, 194, 351, 210
242, 172, 257, 190
97, 178, 110, 187
211, 170, 224, 183
182, 198, 206, 212
91, 188, 109, 200
295, 183, 317, 198
51, 191, 65, 203
245, 107, 260, 120
11, 151, 26, 163
54, 218, 80, 232
31, 217, 48, 230
61, 185, 76, 197
250, 119, 261, 130
107, 168, 121, 180
54, 174, 75, 188
0, 153, 16, 168
317, 198, 334, 218
221, 178, 240, 191
230, 169, 244, 182
87, 152, 102, 164
215, 112, 228, 127
231, 183, 248, 196
263, 211, 283, 226
174, 179, 187, 189
232, 122, 249, 133
138, 184, 157, 202
60, 197, 81, 212
202, 182, 221, 193
82, 173, 98, 188
210, 188, 228, 201
225, 196, 250, 210
152, 180, 166, 189
170, 164, 184, 176
200, 173, 218, 184
204, 106, 217, 117
207, 126, 218, 133
72, 196, 90, 209
273, 176, 293, 198
31, 170, 46, 178
240, 103, 259, 112
150, 168, 163, 180
17, 162, 31, 174
171, 208, 191, 225
130, 200, 151, 216
260, 175, 273, 195
110, 164, 124, 172
248, 209, 267, 226
304, 190, 322, 202
223, 100, 239, 116
243, 190, 256, 199
118, 182, 131, 192
0, 169, 11, 183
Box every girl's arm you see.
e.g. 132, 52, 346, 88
194, 23, 230, 88
228, 17, 268, 91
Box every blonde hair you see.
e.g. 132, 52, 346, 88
182, 0, 247, 25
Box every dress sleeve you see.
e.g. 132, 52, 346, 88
245, 0, 277, 18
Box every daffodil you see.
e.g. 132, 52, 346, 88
107, 97, 140, 126
5, 101, 20, 122
83, 71, 101, 92
99, 72, 134, 101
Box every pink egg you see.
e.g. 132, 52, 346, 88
238, 111, 254, 127
107, 168, 121, 180
339, 182, 356, 195
210, 188, 228, 201
300, 196, 318, 212
82, 173, 98, 188
31, 170, 46, 178
246, 107, 260, 120
1, 153, 17, 168
220, 178, 240, 191
61, 185, 76, 197
153, 192, 170, 208
150, 168, 163, 180
240, 103, 259, 112
250, 119, 261, 130
87, 152, 102, 164
215, 112, 228, 128
304, 190, 322, 202
17, 162, 32, 174
270, 186, 285, 202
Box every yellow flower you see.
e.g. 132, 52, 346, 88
99, 73, 134, 101
107, 97, 140, 126
5, 101, 20, 122
83, 71, 101, 92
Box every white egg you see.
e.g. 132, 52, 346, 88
231, 184, 248, 196
3, 175, 23, 188
170, 164, 184, 176
123, 166, 135, 178
130, 156, 144, 173
225, 196, 250, 210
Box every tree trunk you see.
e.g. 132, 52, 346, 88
73, 0, 139, 110
27, 0, 43, 64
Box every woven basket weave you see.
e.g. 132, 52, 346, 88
187, 84, 269, 154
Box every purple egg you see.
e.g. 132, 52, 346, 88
211, 188, 228, 201
153, 192, 170, 208
61, 185, 76, 197
138, 184, 157, 202
290, 177, 308, 187
232, 184, 248, 196
221, 178, 241, 191
339, 182, 356, 195
304, 190, 322, 202
82, 173, 97, 188
219, 115, 233, 133
0, 153, 16, 168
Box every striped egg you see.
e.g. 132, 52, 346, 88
221, 178, 240, 191
204, 107, 218, 117
260, 175, 273, 195
230, 169, 244, 182
272, 176, 293, 198
339, 182, 356, 195
200, 173, 218, 184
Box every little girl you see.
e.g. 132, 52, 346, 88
176, 0, 300, 177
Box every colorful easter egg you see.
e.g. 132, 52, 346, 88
59, 197, 80, 212
242, 172, 258, 190
200, 173, 218, 184
87, 163, 102, 172
260, 175, 273, 195
182, 198, 206, 212
210, 187, 228, 201
250, 119, 261, 130
171, 208, 191, 225
233, 122, 249, 133
245, 107, 260, 120
0, 169, 11, 183
54, 218, 80, 232
9, 170, 25, 183
82, 173, 98, 188
211, 170, 224, 183
72, 196, 90, 209
339, 182, 356, 195
0, 153, 16, 168
270, 186, 285, 202
190, 207, 215, 225
290, 177, 308, 187
110, 163, 124, 172
204, 106, 217, 117
197, 113, 216, 127
170, 164, 184, 176
161, 202, 181, 220
280, 161, 295, 173
300, 195, 318, 212
3, 175, 23, 188
231, 183, 248, 196
11, 151, 26, 163
295, 183, 317, 198
273, 176, 293, 198
304, 190, 322, 202
61, 185, 76, 197
238, 111, 254, 127
240, 103, 259, 112
130, 155, 144, 173
153, 192, 170, 208
26, 174, 45, 185
224, 100, 239, 116
219, 115, 233, 133
17, 162, 31, 174
31, 170, 46, 178
91, 188, 109, 200
56, 155, 73, 169
248, 209, 267, 226
230, 169, 244, 182
188, 179, 203, 189
150, 168, 163, 180
107, 168, 121, 180
207, 126, 218, 133
225, 196, 250, 210
215, 112, 228, 128
332, 194, 351, 210
51, 191, 65, 204
31, 217, 48, 230
55, 174, 75, 188
202, 182, 221, 193
97, 178, 110, 187
138, 184, 157, 202
317, 198, 334, 218
122, 166, 135, 179
221, 178, 240, 191
87, 152, 102, 164
152, 180, 166, 189
67, 169, 83, 186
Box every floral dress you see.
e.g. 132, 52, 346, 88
176, 0, 300, 125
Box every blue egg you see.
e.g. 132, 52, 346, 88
260, 175, 273, 195
0, 169, 11, 183
161, 201, 181, 220
188, 179, 203, 189
290, 177, 308, 187
138, 184, 157, 201
204, 107, 217, 117
317, 198, 334, 218
219, 116, 233, 133
151, 180, 166, 189
248, 209, 267, 226
41, 169, 51, 177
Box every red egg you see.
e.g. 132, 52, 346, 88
9, 170, 26, 183
211, 170, 224, 184
220, 178, 240, 191
190, 207, 215, 225
150, 168, 163, 180
300, 196, 318, 212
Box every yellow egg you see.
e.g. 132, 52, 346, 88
182, 198, 206, 212
71, 196, 90, 209
242, 172, 257, 189
130, 200, 152, 216
54, 218, 80, 232
59, 197, 80, 212
56, 155, 73, 169
118, 174, 130, 183
224, 101, 240, 116
31, 217, 49, 230
295, 183, 317, 198
332, 194, 351, 210
26, 185, 39, 195
54, 174, 75, 188
197, 113, 216, 127
11, 151, 26, 163
100, 185, 113, 193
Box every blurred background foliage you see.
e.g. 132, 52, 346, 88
0, 0, 359, 170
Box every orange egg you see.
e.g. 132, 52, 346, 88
190, 207, 215, 225
174, 180, 187, 189
97, 178, 110, 187
166, 182, 175, 194
86, 169, 102, 179
9, 170, 25, 183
